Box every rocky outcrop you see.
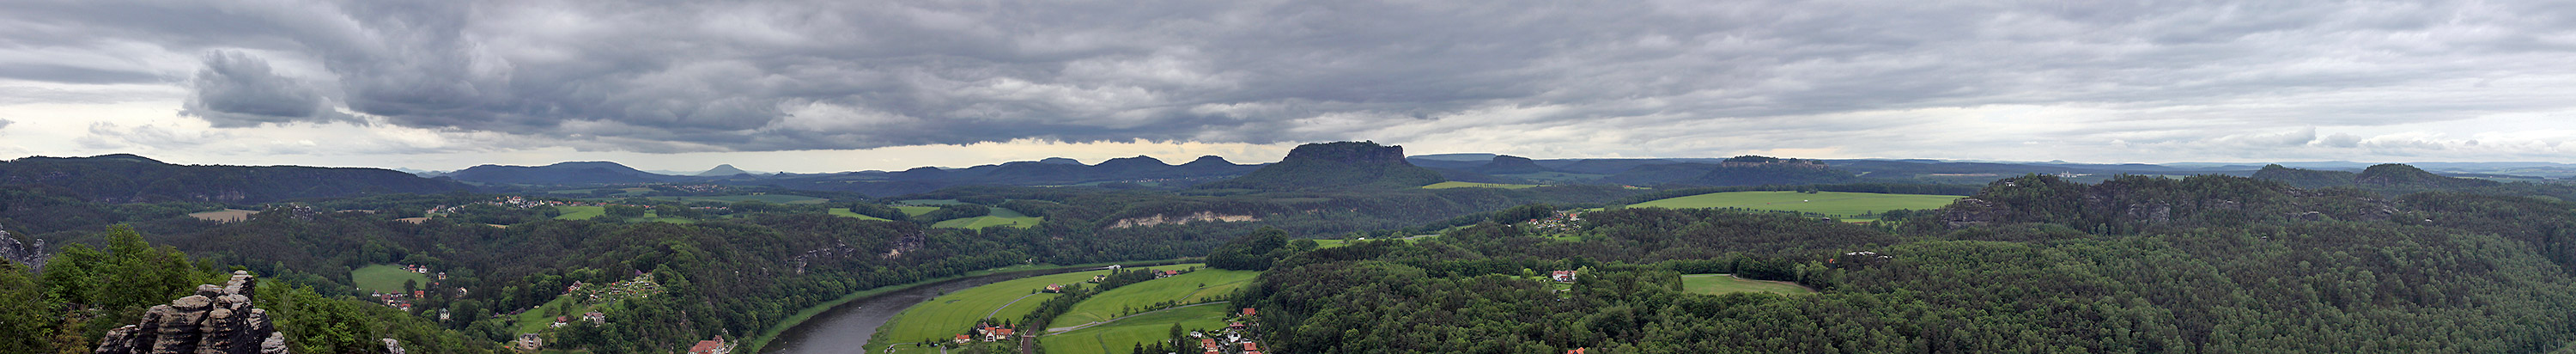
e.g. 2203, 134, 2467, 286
1941, 198, 2009, 229
0, 223, 46, 271
1108, 211, 1261, 229
94, 271, 290, 354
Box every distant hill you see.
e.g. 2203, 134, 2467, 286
0, 154, 471, 204
1469, 155, 1552, 174
1200, 141, 1444, 191
2251, 164, 2358, 188
447, 162, 676, 185
696, 164, 755, 176
2355, 163, 2502, 189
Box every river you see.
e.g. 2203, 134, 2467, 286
758, 262, 1177, 354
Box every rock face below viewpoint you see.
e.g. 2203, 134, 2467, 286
93, 271, 291, 354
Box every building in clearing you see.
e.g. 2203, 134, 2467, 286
1550, 271, 1579, 282
687, 335, 730, 354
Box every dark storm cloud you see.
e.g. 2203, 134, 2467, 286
181, 51, 340, 127
5, 0, 2575, 154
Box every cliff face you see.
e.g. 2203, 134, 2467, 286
0, 223, 45, 270
93, 271, 290, 354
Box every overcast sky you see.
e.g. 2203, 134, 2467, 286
3, 0, 2573, 173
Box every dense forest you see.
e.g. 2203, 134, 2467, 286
8, 150, 2576, 354
1234, 174, 2576, 353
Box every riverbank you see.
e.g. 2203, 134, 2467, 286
742, 258, 1195, 353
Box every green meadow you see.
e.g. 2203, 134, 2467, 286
1051, 267, 1254, 326
868, 269, 1118, 352
827, 208, 894, 221
1681, 274, 1814, 295
1039, 304, 1232, 354
1420, 181, 1541, 189
643, 194, 829, 204
554, 205, 605, 220
350, 264, 433, 293
1627, 191, 1961, 222
931, 207, 1042, 229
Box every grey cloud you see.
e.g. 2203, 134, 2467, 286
6, 0, 2576, 157
181, 51, 340, 127
0, 64, 165, 84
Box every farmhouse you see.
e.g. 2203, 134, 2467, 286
583, 312, 605, 324
1551, 271, 1579, 282
686, 335, 731, 354
954, 334, 971, 344
1044, 284, 1064, 293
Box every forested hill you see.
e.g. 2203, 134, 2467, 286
1199, 141, 1445, 191
0, 154, 470, 204
2254, 163, 2506, 190
1235, 173, 2576, 353
447, 161, 677, 185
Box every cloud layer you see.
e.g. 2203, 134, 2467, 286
2, 0, 2574, 163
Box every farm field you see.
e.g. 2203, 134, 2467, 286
1492, 172, 1610, 183
554, 205, 605, 220
1313, 236, 1428, 248
643, 194, 828, 204
1039, 303, 1231, 354
187, 209, 258, 223
1627, 191, 1961, 222
1051, 268, 1255, 326
894, 205, 940, 217
930, 206, 1042, 229
350, 264, 432, 294
546, 187, 652, 196
826, 208, 893, 221
867, 269, 1122, 353
1421, 181, 1541, 189
1682, 274, 1814, 295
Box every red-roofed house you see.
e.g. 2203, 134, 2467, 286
1550, 271, 1579, 282
1566, 348, 1587, 354
1200, 338, 1218, 350
954, 334, 971, 344
1243, 342, 1261, 351
1241, 308, 1255, 316
1044, 284, 1064, 293
687, 335, 729, 354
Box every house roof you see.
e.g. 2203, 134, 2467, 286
687, 340, 725, 353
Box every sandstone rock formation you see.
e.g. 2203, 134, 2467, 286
94, 271, 291, 354
0, 223, 46, 270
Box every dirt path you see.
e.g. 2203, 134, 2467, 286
986, 293, 1041, 320
1043, 302, 1226, 334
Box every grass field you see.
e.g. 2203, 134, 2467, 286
1052, 268, 1254, 326
644, 194, 829, 204
1628, 191, 1961, 222
827, 208, 894, 221
350, 264, 433, 294
894, 205, 941, 217
869, 269, 1121, 353
1040, 304, 1231, 354
187, 209, 258, 223
1682, 274, 1814, 295
1312, 236, 1428, 248
1421, 181, 1542, 189
555, 205, 605, 220
930, 206, 1042, 229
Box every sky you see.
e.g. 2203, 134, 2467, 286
2, 0, 2574, 174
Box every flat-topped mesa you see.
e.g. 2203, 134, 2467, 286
94, 271, 290, 354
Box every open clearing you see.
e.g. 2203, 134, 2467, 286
1313, 235, 1430, 248
894, 205, 941, 217
644, 194, 829, 204
868, 268, 1125, 353
1628, 191, 1961, 222
1052, 268, 1255, 326
350, 264, 433, 294
1682, 274, 1814, 295
554, 205, 605, 220
1422, 181, 1542, 189
826, 208, 894, 221
930, 206, 1042, 229
188, 209, 258, 223
1039, 304, 1231, 354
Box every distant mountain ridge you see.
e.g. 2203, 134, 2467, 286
0, 154, 471, 204
447, 161, 675, 185
696, 164, 755, 176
